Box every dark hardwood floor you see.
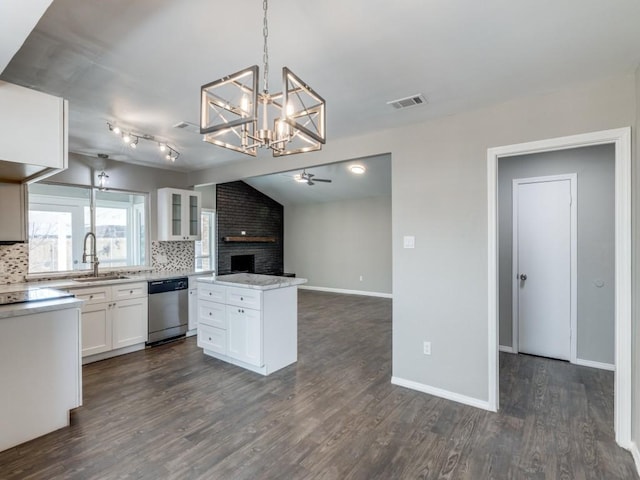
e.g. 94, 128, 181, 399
0, 290, 636, 479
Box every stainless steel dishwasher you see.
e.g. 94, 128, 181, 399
147, 277, 189, 344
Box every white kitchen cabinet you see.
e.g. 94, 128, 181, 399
196, 279, 297, 375
157, 188, 202, 241
0, 81, 68, 182
198, 323, 226, 355
68, 282, 148, 362
226, 305, 262, 367
112, 296, 148, 349
0, 183, 26, 242
81, 301, 112, 356
187, 288, 198, 334
0, 299, 82, 452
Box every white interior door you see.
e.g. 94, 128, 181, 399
513, 174, 576, 361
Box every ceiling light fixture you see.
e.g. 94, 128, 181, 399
97, 171, 109, 191
350, 165, 366, 174
107, 122, 180, 162
200, 0, 326, 157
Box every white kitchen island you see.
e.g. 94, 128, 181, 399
0, 294, 83, 452
196, 273, 307, 375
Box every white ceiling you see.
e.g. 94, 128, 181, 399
1, 1, 640, 173
244, 155, 391, 206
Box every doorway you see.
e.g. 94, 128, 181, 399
487, 127, 632, 448
512, 174, 577, 361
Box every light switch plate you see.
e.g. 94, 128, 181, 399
403, 236, 415, 249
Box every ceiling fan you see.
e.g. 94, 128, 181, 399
296, 169, 332, 186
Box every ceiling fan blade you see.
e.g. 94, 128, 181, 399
312, 178, 332, 183
307, 180, 315, 186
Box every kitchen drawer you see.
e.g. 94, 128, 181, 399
69, 286, 111, 305
198, 323, 226, 354
198, 300, 226, 329
226, 286, 261, 310
113, 282, 147, 300
199, 283, 226, 303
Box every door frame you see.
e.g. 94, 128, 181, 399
512, 174, 578, 362
487, 127, 631, 448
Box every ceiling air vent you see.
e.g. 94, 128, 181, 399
387, 94, 427, 110
172, 121, 200, 134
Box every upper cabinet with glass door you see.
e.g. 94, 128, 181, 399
157, 188, 202, 241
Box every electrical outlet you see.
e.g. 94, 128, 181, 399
359, 275, 363, 282
423, 341, 431, 355
156, 255, 168, 264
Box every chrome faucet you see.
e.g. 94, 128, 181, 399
82, 232, 100, 277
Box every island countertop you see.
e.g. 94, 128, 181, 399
198, 273, 307, 291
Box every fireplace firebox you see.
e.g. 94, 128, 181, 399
230, 254, 255, 273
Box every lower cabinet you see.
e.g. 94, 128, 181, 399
112, 297, 148, 349
197, 281, 297, 375
81, 301, 112, 356
68, 282, 148, 361
187, 288, 198, 331
226, 305, 262, 367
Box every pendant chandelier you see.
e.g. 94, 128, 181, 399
200, 0, 326, 157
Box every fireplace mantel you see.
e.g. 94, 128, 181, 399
223, 236, 276, 243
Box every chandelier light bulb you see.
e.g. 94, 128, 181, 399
241, 94, 249, 115
122, 133, 131, 143
159, 143, 166, 152
113, 126, 121, 135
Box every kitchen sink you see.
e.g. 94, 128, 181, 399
72, 275, 130, 283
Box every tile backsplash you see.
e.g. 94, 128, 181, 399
0, 241, 195, 284
151, 241, 195, 271
0, 243, 29, 284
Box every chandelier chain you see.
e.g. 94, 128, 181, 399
262, 0, 269, 94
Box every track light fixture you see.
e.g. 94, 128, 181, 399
107, 122, 180, 162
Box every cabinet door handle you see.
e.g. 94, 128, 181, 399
130, 290, 133, 294
240, 297, 243, 301
89, 295, 94, 299
209, 312, 212, 316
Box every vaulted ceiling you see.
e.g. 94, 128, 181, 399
2, 0, 640, 172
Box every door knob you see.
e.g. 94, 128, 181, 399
519, 274, 527, 281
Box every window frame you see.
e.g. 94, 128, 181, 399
195, 208, 215, 272
27, 182, 150, 275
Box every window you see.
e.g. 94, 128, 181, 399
195, 209, 215, 271
28, 184, 147, 274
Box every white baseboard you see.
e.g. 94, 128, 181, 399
391, 376, 492, 411
574, 358, 615, 371
630, 442, 640, 477
82, 343, 145, 365
299, 285, 392, 299
499, 345, 514, 353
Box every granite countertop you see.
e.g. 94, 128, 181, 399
197, 273, 307, 291
0, 296, 84, 319
0, 269, 215, 295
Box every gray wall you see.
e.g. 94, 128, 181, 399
284, 195, 392, 294
188, 73, 636, 403
47, 153, 191, 240
196, 184, 215, 209
498, 145, 615, 364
